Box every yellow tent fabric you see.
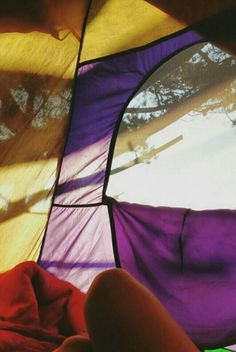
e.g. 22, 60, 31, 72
0, 0, 90, 271
81, 0, 236, 61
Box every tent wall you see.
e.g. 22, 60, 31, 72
81, 0, 236, 61
1, 1, 236, 350
40, 4, 236, 349
0, 0, 90, 271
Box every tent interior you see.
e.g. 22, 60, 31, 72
0, 1, 236, 351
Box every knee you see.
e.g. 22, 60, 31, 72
88, 268, 129, 295
85, 268, 130, 314
88, 268, 130, 293
93, 268, 128, 283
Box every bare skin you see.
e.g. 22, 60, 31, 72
53, 335, 93, 352
54, 269, 200, 352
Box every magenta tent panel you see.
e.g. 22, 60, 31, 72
112, 200, 236, 349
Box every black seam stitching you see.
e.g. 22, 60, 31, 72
107, 199, 121, 268
179, 208, 190, 272
53, 202, 102, 208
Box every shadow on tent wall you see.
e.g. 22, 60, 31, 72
0, 0, 91, 227
0, 0, 87, 41
0, 190, 51, 223
146, 0, 236, 26
0, 70, 72, 223
0, 70, 72, 166
40, 259, 115, 269
146, 0, 236, 56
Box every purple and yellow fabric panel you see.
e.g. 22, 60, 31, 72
40, 3, 236, 349
1, 1, 236, 350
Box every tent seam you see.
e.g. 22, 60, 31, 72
179, 208, 190, 273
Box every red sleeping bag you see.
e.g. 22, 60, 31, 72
0, 261, 87, 351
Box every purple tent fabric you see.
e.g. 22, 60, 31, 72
40, 205, 115, 292
112, 200, 236, 349
39, 8, 236, 348
54, 29, 203, 205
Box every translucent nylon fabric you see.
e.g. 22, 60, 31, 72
81, 0, 236, 61
112, 200, 236, 349
107, 41, 236, 210
39, 205, 115, 292
0, 1, 90, 271
54, 30, 202, 205
40, 6, 236, 348
40, 25, 203, 289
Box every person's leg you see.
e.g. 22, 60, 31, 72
85, 268, 200, 352
52, 335, 93, 352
